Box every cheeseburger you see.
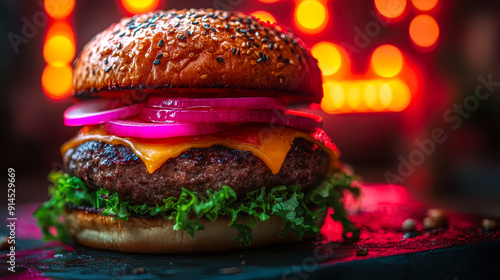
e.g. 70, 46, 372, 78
34, 8, 359, 253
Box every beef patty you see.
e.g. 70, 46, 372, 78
63, 138, 330, 205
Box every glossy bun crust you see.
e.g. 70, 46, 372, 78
72, 8, 323, 103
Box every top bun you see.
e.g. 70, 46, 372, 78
72, 8, 323, 103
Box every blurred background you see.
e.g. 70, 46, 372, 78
1, 0, 499, 216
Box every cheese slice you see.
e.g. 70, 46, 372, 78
61, 124, 338, 174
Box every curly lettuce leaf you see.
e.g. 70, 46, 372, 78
33, 170, 360, 246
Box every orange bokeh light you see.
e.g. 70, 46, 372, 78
251, 11, 276, 24
257, 0, 280, 3
42, 64, 72, 100
294, 0, 328, 34
371, 44, 403, 77
409, 14, 439, 48
411, 0, 438, 11
44, 0, 75, 19
311, 42, 350, 77
374, 0, 406, 19
43, 33, 75, 66
121, 0, 159, 14
321, 78, 412, 113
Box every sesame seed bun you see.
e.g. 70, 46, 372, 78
72, 8, 323, 104
63, 209, 326, 254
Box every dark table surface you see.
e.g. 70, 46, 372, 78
1, 184, 499, 280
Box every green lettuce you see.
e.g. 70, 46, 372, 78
34, 170, 360, 246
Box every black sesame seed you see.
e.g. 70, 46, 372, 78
105, 66, 111, 72
203, 23, 210, 28
192, 21, 199, 25
225, 25, 230, 30
104, 58, 108, 64
153, 59, 161, 65
187, 30, 192, 36
177, 15, 184, 19
254, 43, 260, 47
262, 38, 268, 43
180, 35, 186, 41
194, 14, 202, 18
174, 22, 180, 27
237, 49, 241, 55
247, 42, 251, 48
158, 40, 164, 47
240, 29, 247, 34
277, 54, 282, 60
117, 43, 122, 49
210, 27, 217, 33
231, 35, 236, 39
119, 31, 126, 37
285, 58, 290, 64
91, 69, 95, 75
257, 58, 263, 63
156, 53, 163, 59
232, 48, 236, 54
249, 37, 254, 41
216, 57, 224, 63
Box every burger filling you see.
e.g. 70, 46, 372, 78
34, 125, 360, 246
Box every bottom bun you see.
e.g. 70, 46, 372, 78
63, 209, 327, 254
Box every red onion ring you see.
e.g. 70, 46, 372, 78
64, 100, 142, 126
104, 119, 224, 139
147, 97, 285, 110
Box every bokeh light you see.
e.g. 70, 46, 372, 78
371, 44, 403, 77
42, 65, 73, 100
374, 0, 406, 19
409, 14, 439, 48
294, 0, 328, 34
311, 42, 348, 76
257, 0, 280, 3
251, 11, 277, 24
44, 0, 75, 19
411, 0, 438, 11
43, 34, 75, 66
321, 79, 412, 113
121, 0, 159, 14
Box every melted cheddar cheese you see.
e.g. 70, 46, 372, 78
61, 124, 338, 174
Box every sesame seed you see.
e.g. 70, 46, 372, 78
105, 66, 111, 72
254, 43, 260, 47
119, 31, 126, 37
179, 42, 186, 47
192, 21, 199, 25
180, 35, 186, 40
250, 60, 257, 65
279, 77, 284, 84
119, 66, 126, 71
237, 49, 241, 55
104, 58, 108, 64
262, 38, 268, 43
174, 22, 180, 27
247, 42, 251, 48
232, 48, 236, 54
203, 24, 210, 28
153, 60, 161, 65
210, 27, 217, 33
189, 52, 195, 58
225, 25, 230, 30
216, 57, 224, 63
158, 40, 164, 47
256, 58, 263, 63
200, 74, 208, 80
187, 30, 192, 36
177, 15, 184, 19
91, 69, 95, 75
156, 53, 163, 59
231, 35, 236, 39
117, 43, 122, 49
249, 37, 254, 41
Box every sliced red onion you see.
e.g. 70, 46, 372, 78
147, 97, 285, 110
104, 119, 224, 139
142, 108, 322, 131
64, 99, 143, 126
